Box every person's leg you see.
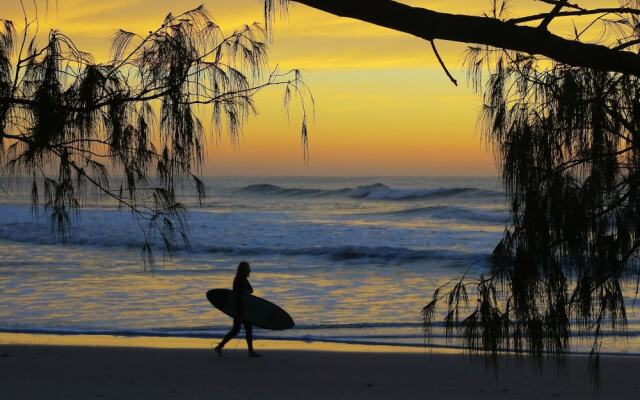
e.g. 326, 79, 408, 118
215, 319, 241, 353
243, 323, 254, 352
243, 323, 260, 357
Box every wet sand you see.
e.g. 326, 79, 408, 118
1, 334, 639, 399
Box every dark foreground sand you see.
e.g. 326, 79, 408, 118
1, 337, 640, 399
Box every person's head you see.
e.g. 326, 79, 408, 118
236, 261, 251, 278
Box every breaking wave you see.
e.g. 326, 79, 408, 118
363, 205, 507, 224
239, 183, 504, 201
238, 183, 351, 197
206, 245, 486, 263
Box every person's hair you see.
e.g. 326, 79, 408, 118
236, 261, 250, 277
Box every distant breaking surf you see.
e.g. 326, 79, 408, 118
205, 245, 488, 263
238, 183, 504, 201
358, 205, 507, 224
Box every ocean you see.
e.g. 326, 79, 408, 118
0, 176, 638, 353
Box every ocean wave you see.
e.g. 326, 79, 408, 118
362, 205, 507, 224
0, 203, 499, 262
0, 221, 487, 264
238, 183, 504, 201
206, 245, 485, 263
349, 183, 502, 201
238, 183, 351, 198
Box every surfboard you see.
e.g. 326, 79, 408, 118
206, 289, 295, 331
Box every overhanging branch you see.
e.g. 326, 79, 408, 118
288, 0, 640, 76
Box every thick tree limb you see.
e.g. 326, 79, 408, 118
288, 0, 640, 76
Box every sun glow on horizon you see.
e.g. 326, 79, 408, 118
5, 0, 603, 176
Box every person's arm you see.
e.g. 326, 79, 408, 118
247, 280, 253, 295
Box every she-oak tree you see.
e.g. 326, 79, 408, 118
0, 3, 312, 267
264, 0, 640, 366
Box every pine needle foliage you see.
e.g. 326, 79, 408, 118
422, 1, 640, 367
0, 4, 312, 268
264, 0, 640, 362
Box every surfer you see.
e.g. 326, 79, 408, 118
214, 261, 261, 357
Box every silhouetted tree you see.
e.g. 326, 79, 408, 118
0, 3, 311, 267
269, 0, 640, 76
267, 0, 640, 366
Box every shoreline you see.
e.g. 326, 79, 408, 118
2, 331, 640, 358
2, 333, 640, 399
0, 332, 435, 353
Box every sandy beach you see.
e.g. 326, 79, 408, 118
1, 334, 639, 399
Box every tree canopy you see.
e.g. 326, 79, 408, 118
265, 0, 640, 366
0, 4, 311, 266
271, 0, 640, 76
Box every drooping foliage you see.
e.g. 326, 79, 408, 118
0, 5, 312, 267
264, 0, 640, 362
422, 0, 640, 366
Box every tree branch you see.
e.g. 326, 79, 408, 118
536, 0, 584, 12
539, 0, 569, 30
429, 40, 457, 86
288, 0, 640, 76
510, 7, 640, 24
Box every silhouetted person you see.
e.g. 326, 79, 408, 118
214, 261, 261, 357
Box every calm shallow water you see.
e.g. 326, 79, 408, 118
0, 176, 638, 353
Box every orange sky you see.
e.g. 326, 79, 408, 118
3, 0, 611, 176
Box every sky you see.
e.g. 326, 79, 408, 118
2, 0, 608, 176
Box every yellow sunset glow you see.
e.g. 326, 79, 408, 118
2, 0, 613, 175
